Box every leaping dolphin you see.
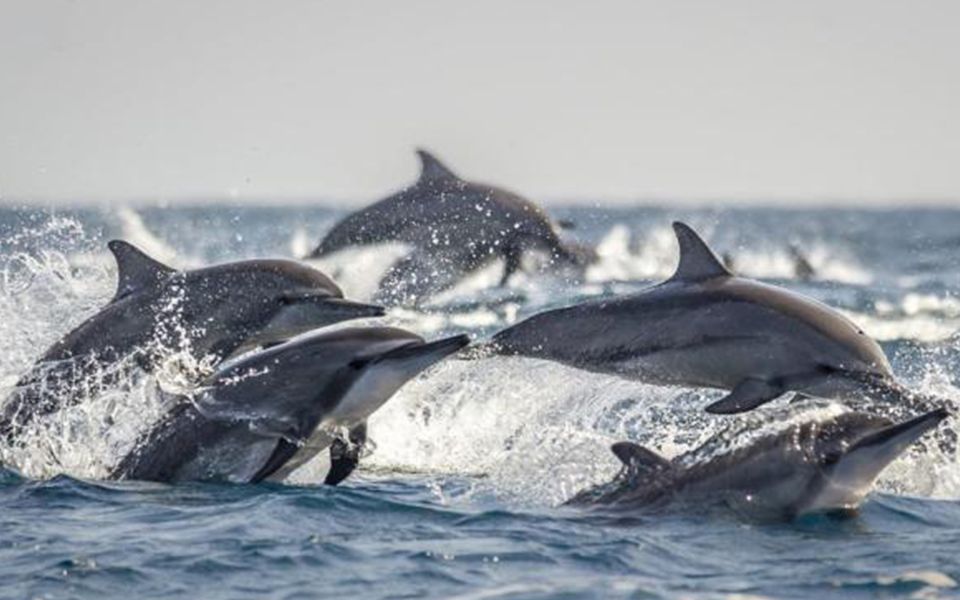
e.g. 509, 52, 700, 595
567, 408, 949, 520
1, 241, 383, 442
111, 327, 469, 484
308, 149, 590, 305
487, 221, 941, 414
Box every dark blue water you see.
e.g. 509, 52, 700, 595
3, 472, 960, 599
2, 204, 960, 599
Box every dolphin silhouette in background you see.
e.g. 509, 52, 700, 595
722, 245, 815, 281
111, 327, 469, 484
308, 149, 591, 305
567, 408, 949, 520
1, 241, 383, 442
487, 221, 949, 414
788, 244, 816, 281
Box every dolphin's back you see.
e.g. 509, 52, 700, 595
312, 178, 562, 257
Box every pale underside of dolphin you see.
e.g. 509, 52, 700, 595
489, 221, 942, 414
567, 408, 949, 519
0, 241, 383, 444
309, 149, 589, 305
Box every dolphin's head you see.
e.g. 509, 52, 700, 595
247, 261, 387, 348
202, 327, 468, 432
325, 331, 471, 427
182, 259, 384, 359
803, 409, 949, 513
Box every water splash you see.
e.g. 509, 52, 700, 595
0, 210, 957, 510
114, 206, 182, 267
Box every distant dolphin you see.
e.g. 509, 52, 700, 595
722, 246, 815, 281
1, 241, 383, 441
567, 408, 948, 520
487, 221, 941, 414
788, 244, 816, 281
308, 149, 590, 305
111, 327, 470, 484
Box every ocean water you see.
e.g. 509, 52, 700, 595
2, 204, 960, 599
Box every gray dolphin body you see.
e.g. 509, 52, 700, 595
567, 408, 949, 519
1, 242, 383, 441
309, 149, 589, 305
111, 327, 469, 484
489, 221, 924, 414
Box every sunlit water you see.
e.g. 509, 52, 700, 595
2, 204, 960, 599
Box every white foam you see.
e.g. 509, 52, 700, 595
585, 223, 873, 285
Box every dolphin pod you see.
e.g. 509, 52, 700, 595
0, 169, 951, 519
308, 149, 591, 306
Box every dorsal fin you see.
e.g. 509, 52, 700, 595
416, 148, 459, 182
611, 442, 671, 474
108, 240, 176, 301
669, 222, 732, 282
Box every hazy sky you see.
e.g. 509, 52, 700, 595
1, 0, 959, 205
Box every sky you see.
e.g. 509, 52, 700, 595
1, 0, 959, 206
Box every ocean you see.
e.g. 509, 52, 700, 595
2, 204, 960, 599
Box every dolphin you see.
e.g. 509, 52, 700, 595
486, 221, 939, 414
720, 246, 815, 281
1, 241, 384, 441
788, 244, 816, 281
567, 408, 949, 519
308, 149, 589, 305
111, 327, 470, 484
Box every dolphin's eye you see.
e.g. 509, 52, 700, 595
822, 450, 843, 466
348, 357, 373, 370
816, 364, 839, 375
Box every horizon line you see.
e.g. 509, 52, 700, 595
0, 194, 957, 210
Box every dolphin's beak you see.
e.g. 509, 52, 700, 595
816, 408, 950, 509
381, 334, 471, 364
318, 297, 387, 319
280, 291, 385, 318
847, 408, 950, 457
241, 295, 385, 354
319, 334, 472, 433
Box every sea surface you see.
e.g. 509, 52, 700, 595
2, 203, 960, 599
